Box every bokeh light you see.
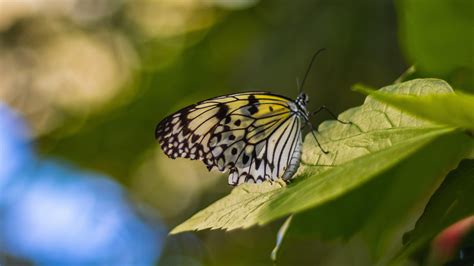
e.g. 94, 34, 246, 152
0, 0, 122, 30
0, 104, 34, 199
32, 31, 136, 113
0, 25, 137, 136
0, 105, 164, 265
126, 0, 216, 38
132, 147, 222, 219
1, 161, 163, 265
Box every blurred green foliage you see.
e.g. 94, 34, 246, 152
398, 159, 474, 264
397, 0, 474, 91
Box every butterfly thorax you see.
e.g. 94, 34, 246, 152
293, 92, 310, 120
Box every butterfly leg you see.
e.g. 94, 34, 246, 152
311, 130, 329, 154
305, 121, 329, 154
311, 105, 351, 125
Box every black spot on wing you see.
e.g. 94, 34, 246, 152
248, 105, 259, 115
191, 134, 200, 143
242, 154, 250, 164
155, 117, 169, 140
247, 95, 259, 115
216, 103, 229, 120
248, 95, 258, 105
182, 125, 191, 135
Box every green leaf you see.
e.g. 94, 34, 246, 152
360, 131, 473, 259
170, 78, 471, 236
170, 181, 283, 233
288, 132, 472, 262
397, 0, 474, 91
394, 159, 474, 264
354, 79, 474, 130
278, 133, 474, 264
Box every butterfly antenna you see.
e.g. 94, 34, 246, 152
298, 48, 326, 93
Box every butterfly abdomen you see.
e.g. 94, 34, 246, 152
282, 122, 303, 180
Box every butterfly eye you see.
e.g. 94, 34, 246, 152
298, 93, 309, 104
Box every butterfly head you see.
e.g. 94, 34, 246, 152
295, 92, 309, 108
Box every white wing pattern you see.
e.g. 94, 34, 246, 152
155, 92, 305, 185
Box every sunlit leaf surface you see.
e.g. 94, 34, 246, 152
354, 79, 474, 130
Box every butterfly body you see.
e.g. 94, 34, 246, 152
155, 92, 310, 186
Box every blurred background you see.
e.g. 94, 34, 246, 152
0, 0, 472, 265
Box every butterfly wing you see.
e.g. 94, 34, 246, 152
155, 92, 304, 185
225, 113, 303, 185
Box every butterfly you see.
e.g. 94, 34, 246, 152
154, 90, 346, 186
155, 49, 348, 186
